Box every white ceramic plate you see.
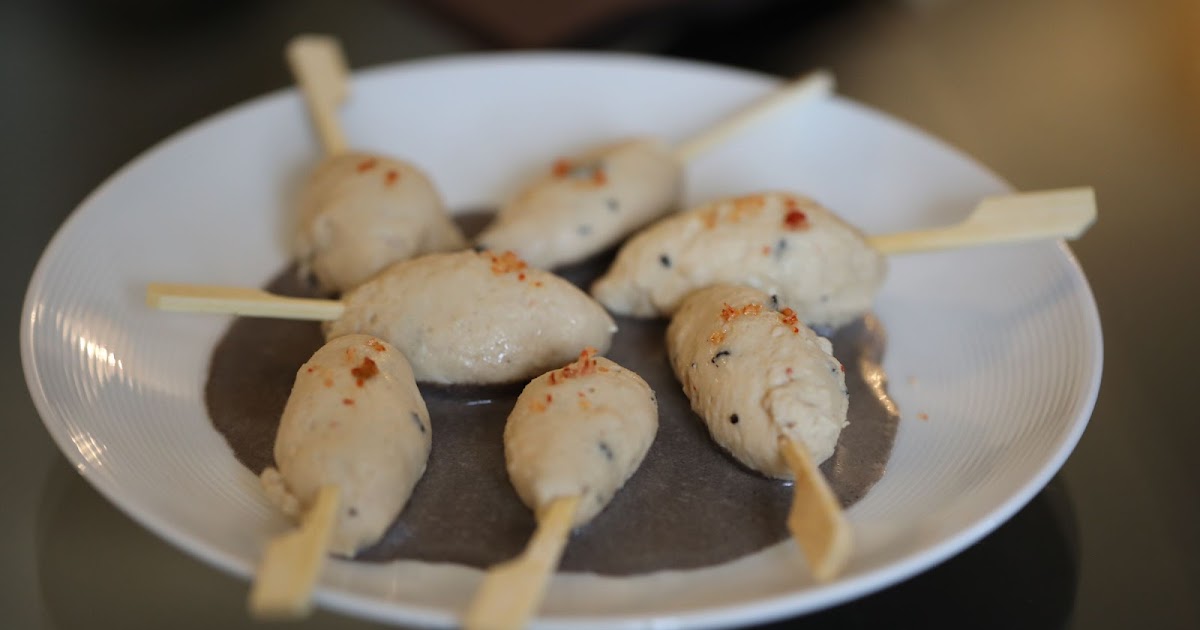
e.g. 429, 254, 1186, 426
20, 52, 1101, 628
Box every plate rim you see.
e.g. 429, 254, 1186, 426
19, 49, 1104, 629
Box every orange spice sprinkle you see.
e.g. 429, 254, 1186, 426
488, 250, 528, 275
533, 280, 543, 287
732, 195, 766, 217
917, 412, 929, 421
368, 340, 386, 352
306, 367, 314, 373
323, 378, 334, 388
385, 169, 399, 187
552, 158, 572, 177
531, 401, 547, 413
342, 398, 355, 406
762, 245, 772, 255
709, 330, 726, 344
591, 168, 608, 186
518, 272, 526, 281
548, 347, 599, 384
351, 357, 379, 387
356, 158, 377, 173
546, 394, 553, 404
720, 302, 763, 323
700, 209, 720, 229
779, 307, 799, 328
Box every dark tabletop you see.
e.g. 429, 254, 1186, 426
3, 0, 1198, 628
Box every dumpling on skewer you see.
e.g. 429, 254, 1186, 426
475, 138, 681, 270
326, 250, 616, 385
295, 151, 467, 293
595, 192, 886, 329
464, 349, 659, 629
286, 35, 466, 294
666, 283, 852, 581
250, 334, 431, 616
474, 71, 836, 271
595, 187, 1098, 328
148, 250, 617, 386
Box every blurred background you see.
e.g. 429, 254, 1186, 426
2, 0, 1198, 628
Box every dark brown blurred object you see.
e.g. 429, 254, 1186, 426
420, 0, 781, 47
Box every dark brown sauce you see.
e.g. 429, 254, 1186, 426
204, 211, 899, 574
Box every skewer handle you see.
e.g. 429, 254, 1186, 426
249, 484, 341, 618
463, 495, 581, 630
287, 35, 351, 156
146, 283, 344, 321
673, 69, 835, 163
779, 436, 852, 582
868, 187, 1097, 255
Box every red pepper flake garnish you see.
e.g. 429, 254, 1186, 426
779, 307, 799, 328
549, 347, 598, 384
762, 245, 772, 256
533, 280, 543, 287
720, 302, 763, 323
709, 330, 726, 344
591, 168, 607, 186
323, 378, 334, 388
546, 394, 553, 404
368, 340, 386, 352
784, 209, 809, 230
917, 412, 929, 421
351, 357, 379, 387
531, 401, 547, 413
306, 367, 315, 373
839, 364, 845, 372
356, 158, 377, 173
489, 251, 528, 275
786, 367, 794, 376
343, 398, 355, 406
518, 273, 526, 281
597, 366, 610, 373
552, 158, 572, 177
384, 169, 399, 187
701, 210, 720, 229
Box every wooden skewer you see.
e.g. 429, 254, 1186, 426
673, 69, 835, 164
286, 35, 351, 157
867, 187, 1097, 255
778, 436, 851, 582
145, 283, 345, 320
462, 495, 581, 630
249, 484, 341, 618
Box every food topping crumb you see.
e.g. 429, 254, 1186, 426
384, 169, 399, 187
488, 250, 528, 275
356, 158, 377, 173
351, 357, 379, 387
549, 347, 599, 384
783, 198, 809, 230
